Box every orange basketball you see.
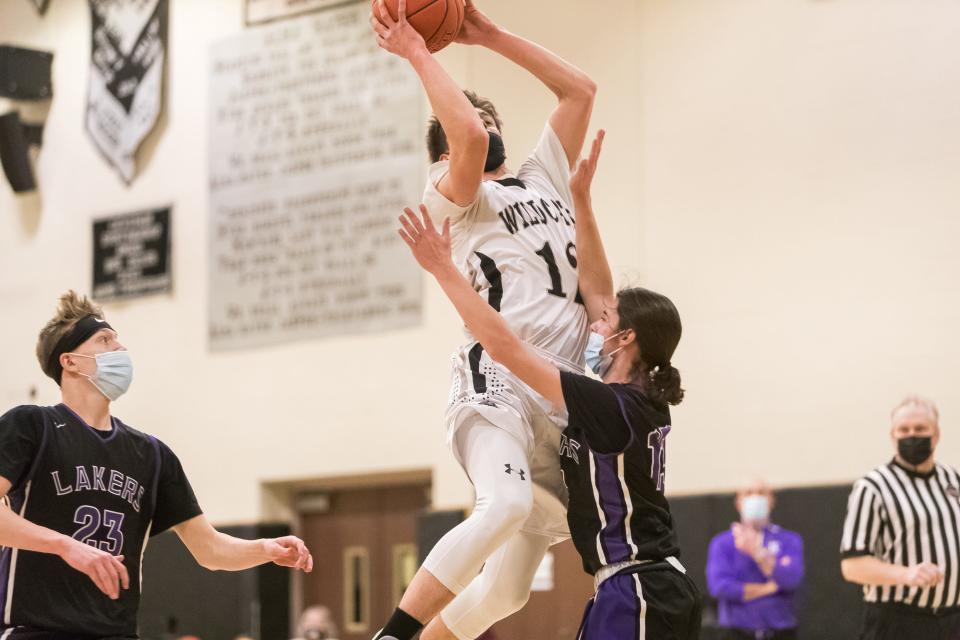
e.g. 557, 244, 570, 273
373, 0, 465, 53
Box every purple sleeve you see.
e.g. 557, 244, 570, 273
772, 533, 805, 591
706, 532, 746, 603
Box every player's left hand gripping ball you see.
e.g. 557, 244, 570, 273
370, 0, 427, 60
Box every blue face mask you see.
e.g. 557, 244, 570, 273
584, 330, 625, 377
71, 351, 133, 401
741, 495, 770, 523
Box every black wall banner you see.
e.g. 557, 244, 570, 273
86, 0, 168, 184
28, 0, 51, 15
92, 207, 172, 301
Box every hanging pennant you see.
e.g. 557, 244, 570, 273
27, 0, 51, 15
85, 0, 168, 184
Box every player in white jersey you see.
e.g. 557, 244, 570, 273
370, 1, 595, 639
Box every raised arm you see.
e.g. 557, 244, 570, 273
0, 475, 130, 599
570, 130, 613, 323
173, 514, 313, 573
457, 1, 596, 168
399, 205, 565, 409
372, 0, 488, 206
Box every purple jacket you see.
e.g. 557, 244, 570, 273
706, 524, 805, 631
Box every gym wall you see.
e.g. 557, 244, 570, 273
0, 0, 957, 528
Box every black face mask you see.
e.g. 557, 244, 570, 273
898, 436, 933, 466
485, 131, 506, 173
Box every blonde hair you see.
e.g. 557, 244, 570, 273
891, 395, 939, 423
36, 290, 105, 381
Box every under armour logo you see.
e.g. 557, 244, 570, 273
504, 464, 526, 480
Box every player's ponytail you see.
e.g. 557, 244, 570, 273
616, 287, 685, 406
647, 363, 684, 406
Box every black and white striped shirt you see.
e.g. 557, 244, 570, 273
841, 459, 960, 609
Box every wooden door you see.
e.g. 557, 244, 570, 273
300, 484, 429, 640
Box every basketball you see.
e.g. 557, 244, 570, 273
373, 0, 465, 53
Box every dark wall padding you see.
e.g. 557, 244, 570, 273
137, 490, 864, 639
139, 523, 291, 640
670, 484, 864, 640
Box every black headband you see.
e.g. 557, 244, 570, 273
46, 314, 113, 384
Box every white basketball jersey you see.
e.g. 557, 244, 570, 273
423, 124, 589, 367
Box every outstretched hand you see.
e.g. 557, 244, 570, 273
398, 205, 454, 275
370, 0, 428, 60
570, 129, 605, 201
264, 535, 314, 572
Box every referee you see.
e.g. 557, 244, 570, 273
841, 395, 960, 639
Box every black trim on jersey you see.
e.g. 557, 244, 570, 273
475, 252, 503, 312
468, 344, 487, 394
494, 177, 526, 189
56, 404, 120, 443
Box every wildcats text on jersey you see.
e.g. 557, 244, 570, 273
498, 197, 575, 235
51, 465, 147, 512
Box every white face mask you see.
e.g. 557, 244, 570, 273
740, 495, 770, 523
584, 330, 626, 377
69, 351, 133, 401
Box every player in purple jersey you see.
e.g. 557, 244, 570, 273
0, 291, 313, 639
398, 133, 701, 639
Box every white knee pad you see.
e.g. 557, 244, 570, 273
474, 483, 533, 533
422, 423, 534, 594
476, 579, 531, 620
441, 531, 551, 639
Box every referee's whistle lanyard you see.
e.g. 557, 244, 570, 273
68, 351, 134, 402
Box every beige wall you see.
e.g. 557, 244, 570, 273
0, 0, 957, 523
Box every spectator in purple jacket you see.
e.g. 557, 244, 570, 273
707, 479, 805, 640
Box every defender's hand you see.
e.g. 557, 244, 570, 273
371, 0, 429, 60
398, 205, 454, 275
570, 129, 605, 201
263, 535, 314, 572
455, 0, 500, 46
61, 538, 129, 600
